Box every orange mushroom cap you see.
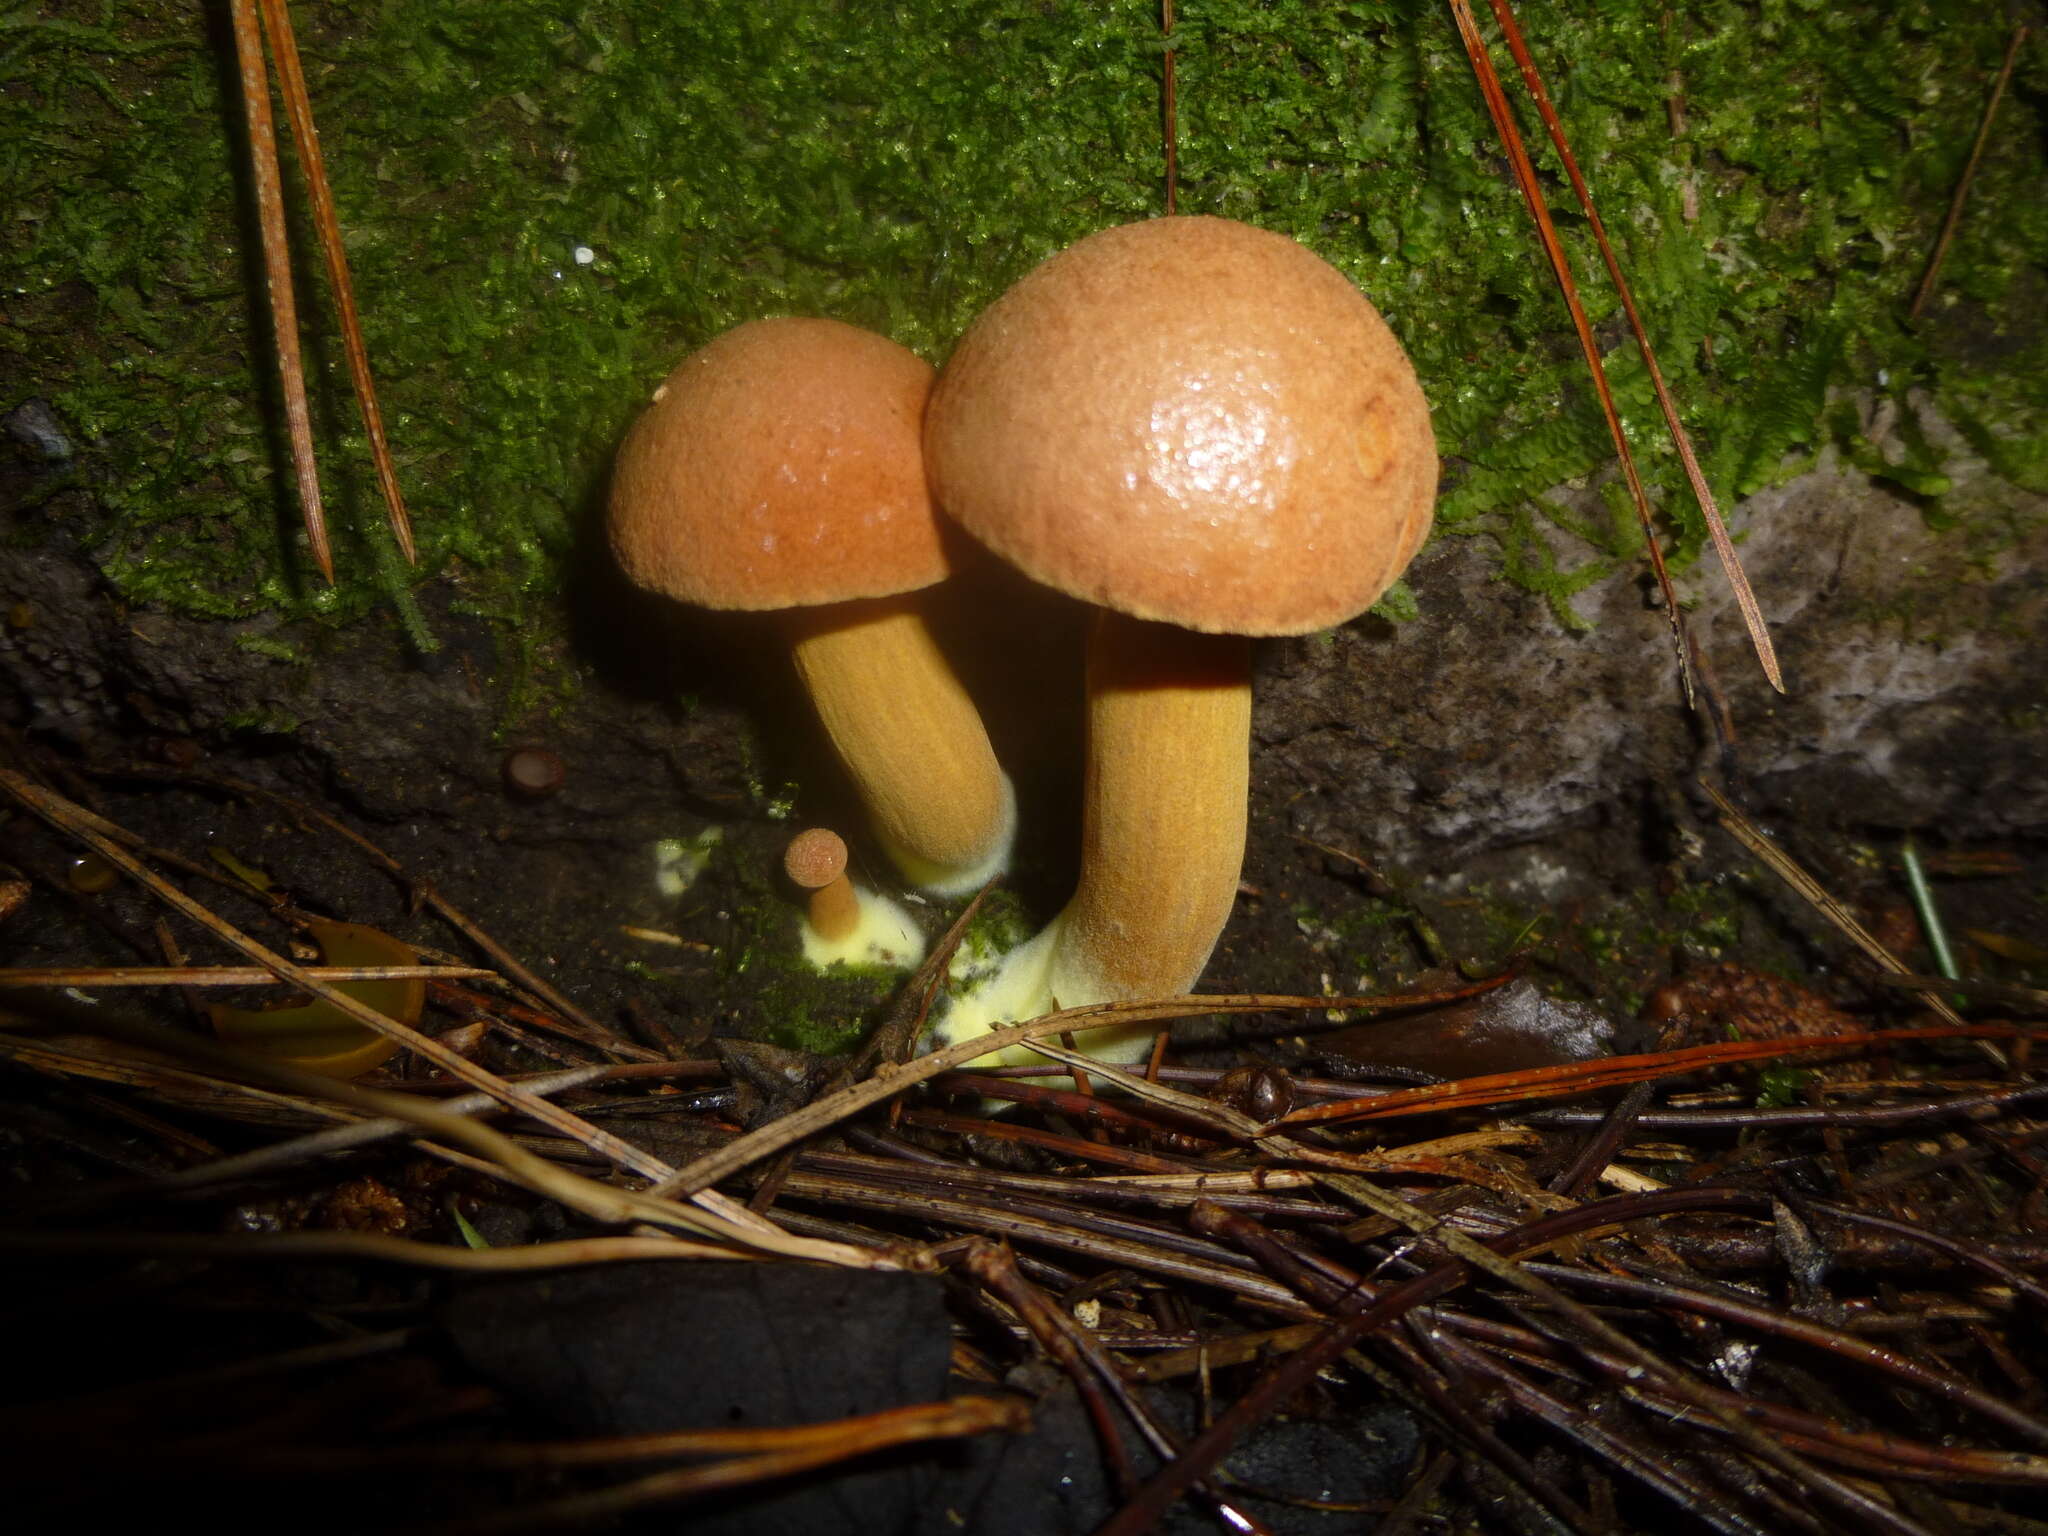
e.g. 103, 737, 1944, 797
926, 216, 1435, 637
611, 318, 947, 612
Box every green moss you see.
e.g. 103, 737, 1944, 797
221, 703, 301, 736
232, 633, 304, 664
1754, 1062, 1815, 1108
4, 1, 2043, 656
953, 886, 1038, 970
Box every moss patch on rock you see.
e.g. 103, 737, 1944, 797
5, 1, 2042, 662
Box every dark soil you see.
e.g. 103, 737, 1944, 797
4, 398, 2047, 1534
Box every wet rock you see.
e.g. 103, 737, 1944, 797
1261, 412, 2048, 865
1314, 978, 1618, 1081
446, 1261, 954, 1536
3, 398, 74, 462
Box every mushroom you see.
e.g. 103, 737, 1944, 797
925, 216, 1435, 1063
610, 318, 1014, 895
783, 826, 926, 971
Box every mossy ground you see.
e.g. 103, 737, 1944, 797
5, 1, 2043, 665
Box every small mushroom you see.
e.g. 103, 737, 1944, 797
610, 318, 1014, 895
782, 827, 927, 972
926, 217, 1435, 1064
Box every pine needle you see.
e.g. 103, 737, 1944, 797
255, 0, 418, 566
1447, 0, 1697, 709
1910, 25, 2030, 322
1481, 0, 1785, 695
226, 0, 329, 583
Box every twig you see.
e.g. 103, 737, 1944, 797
647, 986, 1464, 1201
1099, 1182, 1933, 1536
964, 1241, 1138, 1496
0, 1229, 738, 1268
0, 778, 877, 1265
964, 1240, 1271, 1534
0, 964, 494, 988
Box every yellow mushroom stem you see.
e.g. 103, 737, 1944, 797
933, 610, 1248, 1069
787, 593, 1014, 896
1054, 610, 1251, 999
1040, 610, 1250, 1060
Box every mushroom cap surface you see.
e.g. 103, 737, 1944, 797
611, 318, 948, 611
926, 217, 1436, 636
784, 827, 850, 890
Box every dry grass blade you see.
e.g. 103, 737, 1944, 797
776, 1169, 1311, 1316
0, 964, 493, 988
0, 770, 868, 1264
6, 1008, 885, 1265
1910, 24, 2031, 321
211, 1394, 1031, 1472
1482, 0, 1784, 693
0, 1229, 738, 1268
194, 770, 645, 1059
134, 1062, 614, 1194
1447, 0, 1695, 707
648, 986, 1466, 1200
1700, 779, 1968, 1029
396, 1396, 1028, 1534
226, 0, 329, 583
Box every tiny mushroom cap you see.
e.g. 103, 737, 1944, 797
783, 826, 851, 891
610, 318, 1014, 895
926, 217, 1436, 1064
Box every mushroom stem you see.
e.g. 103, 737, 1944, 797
805, 875, 862, 943
788, 594, 1014, 896
934, 611, 1247, 1069
1049, 610, 1250, 1026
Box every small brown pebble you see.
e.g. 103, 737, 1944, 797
1214, 1064, 1295, 1121
1640, 984, 1691, 1024
502, 746, 566, 799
